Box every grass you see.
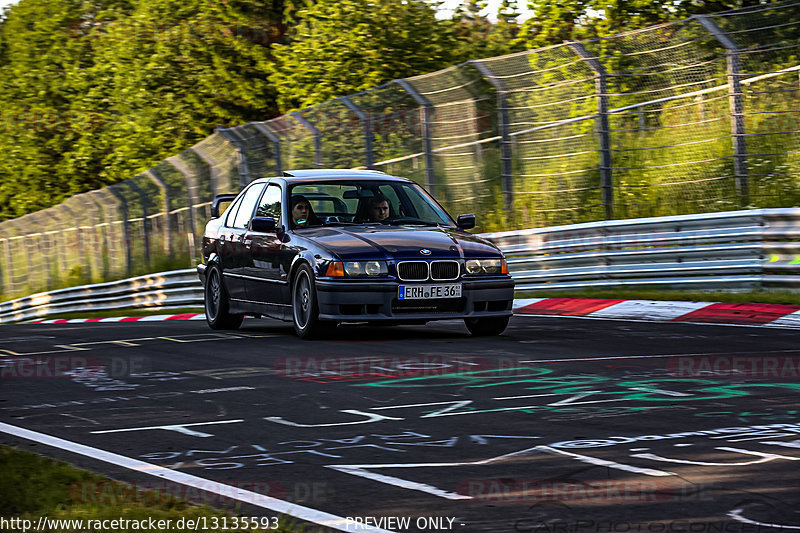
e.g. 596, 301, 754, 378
516, 289, 800, 306
0, 444, 300, 532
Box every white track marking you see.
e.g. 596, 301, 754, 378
587, 300, 711, 321
767, 309, 800, 328
511, 298, 547, 310
0, 422, 394, 533
90, 419, 244, 438
729, 508, 800, 529
535, 445, 675, 476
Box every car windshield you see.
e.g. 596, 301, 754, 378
289, 180, 454, 228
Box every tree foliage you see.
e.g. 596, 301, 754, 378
269, 0, 455, 112
518, 0, 770, 49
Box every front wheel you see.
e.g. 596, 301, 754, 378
465, 316, 509, 336
204, 265, 244, 330
292, 264, 332, 339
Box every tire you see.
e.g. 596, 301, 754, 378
204, 265, 244, 330
292, 264, 332, 339
465, 316, 509, 336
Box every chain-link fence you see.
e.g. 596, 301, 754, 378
1, 0, 799, 300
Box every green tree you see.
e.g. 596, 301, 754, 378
269, 0, 456, 112
449, 0, 525, 61
518, 0, 770, 49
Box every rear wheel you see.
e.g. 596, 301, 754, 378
292, 264, 332, 339
204, 265, 244, 330
465, 316, 509, 336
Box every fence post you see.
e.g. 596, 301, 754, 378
28, 212, 53, 290
108, 187, 132, 276
5, 220, 29, 297
289, 112, 322, 168
167, 156, 199, 265
693, 14, 749, 207
252, 122, 283, 175
145, 170, 173, 258
394, 79, 436, 195
470, 60, 514, 212
192, 144, 222, 196
568, 41, 614, 220
338, 96, 375, 169
126, 181, 152, 268
216, 126, 252, 187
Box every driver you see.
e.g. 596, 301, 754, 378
365, 194, 390, 222
291, 195, 321, 228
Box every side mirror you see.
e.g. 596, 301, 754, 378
250, 217, 277, 233
211, 194, 238, 218
456, 214, 476, 230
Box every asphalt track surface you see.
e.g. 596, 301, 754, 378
2, 316, 800, 533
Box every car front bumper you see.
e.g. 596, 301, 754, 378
315, 277, 514, 322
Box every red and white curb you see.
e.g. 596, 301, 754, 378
36, 313, 206, 324
513, 298, 800, 329
32, 299, 800, 329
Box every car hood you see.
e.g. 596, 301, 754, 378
299, 225, 502, 260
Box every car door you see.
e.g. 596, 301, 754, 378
244, 183, 289, 304
224, 183, 264, 301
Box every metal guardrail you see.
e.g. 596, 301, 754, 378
483, 208, 800, 292
1, 208, 798, 323
0, 269, 202, 324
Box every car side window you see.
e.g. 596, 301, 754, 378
255, 184, 282, 225
232, 184, 264, 229
224, 195, 244, 227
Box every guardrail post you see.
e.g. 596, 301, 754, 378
252, 122, 283, 175
289, 112, 322, 168
216, 126, 252, 187
145, 170, 173, 258
394, 79, 436, 195
693, 15, 749, 207
568, 41, 614, 220
338, 96, 375, 169
107, 187, 132, 276
470, 60, 514, 212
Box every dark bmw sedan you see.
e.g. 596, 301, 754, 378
197, 169, 515, 338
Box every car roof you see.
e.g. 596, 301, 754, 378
252, 169, 413, 184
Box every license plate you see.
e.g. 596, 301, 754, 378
398, 284, 461, 300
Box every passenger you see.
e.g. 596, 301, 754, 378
291, 195, 321, 228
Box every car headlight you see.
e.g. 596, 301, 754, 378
465, 258, 508, 275
343, 261, 388, 277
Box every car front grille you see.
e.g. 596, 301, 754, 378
397, 260, 461, 281
397, 261, 428, 281
431, 260, 460, 280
